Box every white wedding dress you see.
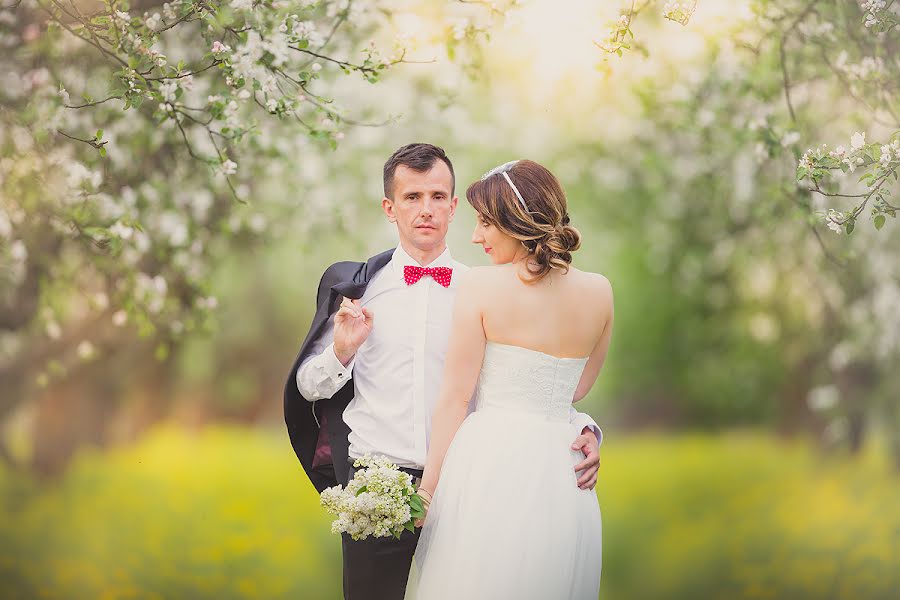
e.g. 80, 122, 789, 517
405, 341, 603, 599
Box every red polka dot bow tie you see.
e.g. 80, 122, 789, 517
403, 265, 453, 288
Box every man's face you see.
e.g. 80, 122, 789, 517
383, 162, 458, 255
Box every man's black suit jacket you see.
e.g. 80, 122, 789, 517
284, 249, 394, 493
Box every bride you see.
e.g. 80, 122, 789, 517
405, 160, 612, 599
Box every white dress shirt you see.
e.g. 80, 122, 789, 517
297, 245, 602, 468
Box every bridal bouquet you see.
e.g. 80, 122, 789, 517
320, 454, 429, 540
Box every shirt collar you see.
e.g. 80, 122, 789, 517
391, 244, 454, 277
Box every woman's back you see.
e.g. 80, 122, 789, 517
472, 263, 614, 402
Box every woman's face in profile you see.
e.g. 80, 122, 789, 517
471, 214, 519, 264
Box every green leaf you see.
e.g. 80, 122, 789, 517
355, 485, 367, 496
845, 220, 855, 235
95, 129, 104, 140
99, 147, 107, 157
874, 215, 886, 230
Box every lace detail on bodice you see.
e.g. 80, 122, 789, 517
474, 342, 589, 422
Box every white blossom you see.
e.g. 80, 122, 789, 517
110, 221, 134, 240
76, 340, 96, 360
159, 81, 178, 102
824, 209, 844, 234
10, 240, 27, 261
221, 159, 237, 175
45, 321, 62, 340
92, 292, 109, 311
320, 454, 420, 541
112, 310, 128, 327
145, 13, 162, 31
780, 131, 800, 147
850, 131, 866, 151
807, 385, 839, 411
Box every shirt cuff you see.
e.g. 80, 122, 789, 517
583, 425, 603, 447
324, 343, 354, 381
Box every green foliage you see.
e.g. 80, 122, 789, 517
1, 427, 896, 599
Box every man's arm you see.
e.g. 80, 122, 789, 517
569, 407, 602, 490
296, 297, 374, 401
570, 408, 603, 447
295, 314, 355, 401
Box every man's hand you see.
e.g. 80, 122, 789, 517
333, 297, 374, 365
572, 427, 600, 490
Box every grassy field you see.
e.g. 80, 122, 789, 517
1, 425, 897, 599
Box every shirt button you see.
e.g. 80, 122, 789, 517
338, 373, 344, 379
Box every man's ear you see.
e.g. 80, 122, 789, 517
382, 197, 396, 223
448, 195, 459, 222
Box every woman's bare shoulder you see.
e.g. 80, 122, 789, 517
567, 267, 613, 305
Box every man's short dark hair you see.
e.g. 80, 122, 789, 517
383, 143, 455, 199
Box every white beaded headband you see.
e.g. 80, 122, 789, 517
481, 160, 528, 211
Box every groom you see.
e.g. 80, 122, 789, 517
284, 143, 603, 600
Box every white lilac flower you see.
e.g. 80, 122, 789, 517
321, 454, 419, 541
266, 98, 278, 113
850, 132, 866, 151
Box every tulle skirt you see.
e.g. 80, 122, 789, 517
405, 407, 602, 600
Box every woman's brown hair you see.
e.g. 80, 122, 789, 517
467, 160, 581, 283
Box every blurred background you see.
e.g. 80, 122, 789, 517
1, 0, 898, 598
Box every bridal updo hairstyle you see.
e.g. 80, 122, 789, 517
467, 160, 581, 283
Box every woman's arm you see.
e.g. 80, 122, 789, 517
418, 272, 486, 498
573, 275, 614, 402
